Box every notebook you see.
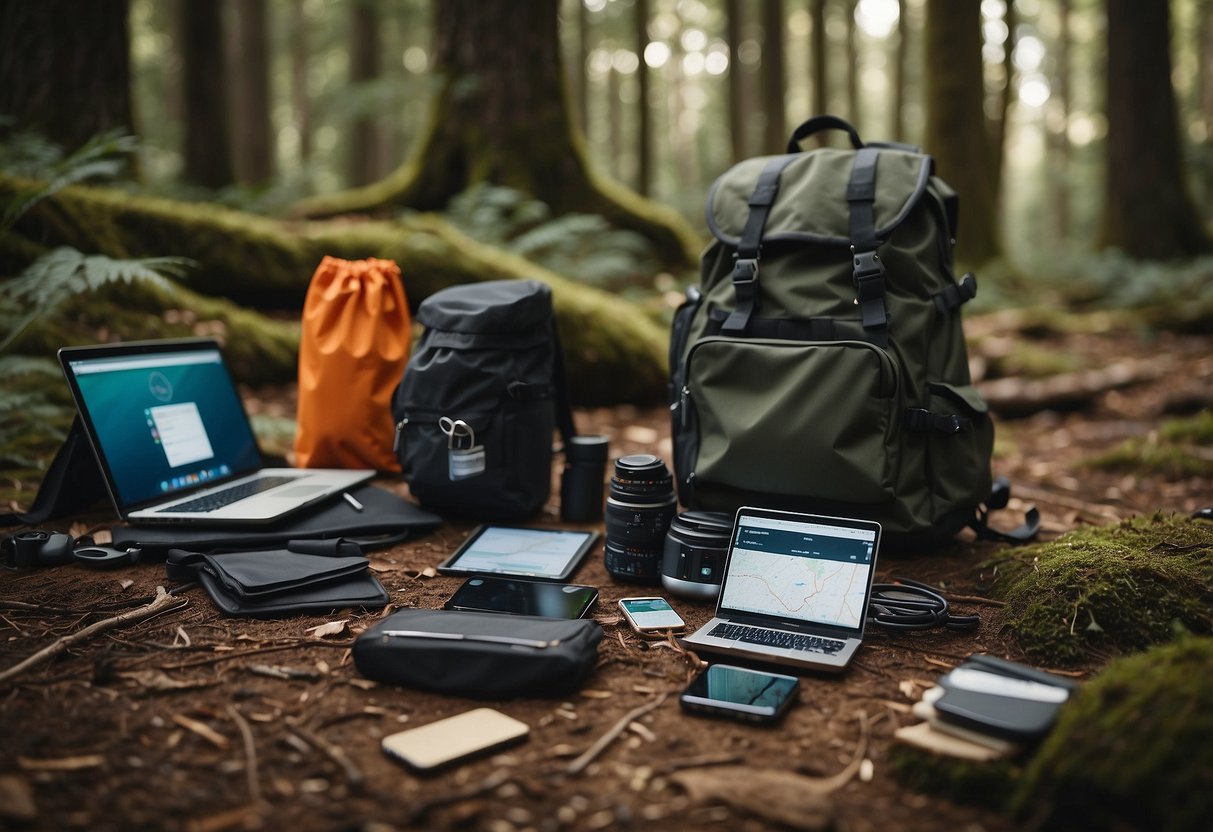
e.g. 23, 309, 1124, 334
680, 506, 881, 673
58, 338, 373, 524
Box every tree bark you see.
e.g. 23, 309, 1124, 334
230, 0, 274, 185
0, 174, 668, 405
725, 0, 746, 162
1050, 0, 1072, 243
811, 0, 828, 119
925, 0, 1000, 266
292, 0, 698, 268
291, 0, 313, 165
1098, 0, 1211, 258
348, 0, 382, 187
0, 0, 134, 153
844, 0, 859, 127
182, 0, 236, 188
989, 0, 1016, 202
760, 0, 787, 154
891, 0, 907, 142
634, 0, 652, 196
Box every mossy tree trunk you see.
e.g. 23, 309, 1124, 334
0, 175, 668, 405
292, 0, 700, 268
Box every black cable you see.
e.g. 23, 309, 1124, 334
866, 577, 980, 632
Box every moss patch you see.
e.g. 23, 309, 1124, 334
1011, 637, 1213, 831
989, 514, 1213, 666
888, 745, 1023, 811
1086, 410, 1213, 480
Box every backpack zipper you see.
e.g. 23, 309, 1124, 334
392, 417, 408, 454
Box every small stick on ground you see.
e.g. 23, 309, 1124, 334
227, 705, 261, 805
656, 753, 745, 775
565, 692, 669, 776
0, 587, 186, 685
288, 724, 364, 793
404, 769, 513, 825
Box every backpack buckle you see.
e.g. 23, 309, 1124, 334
731, 257, 759, 285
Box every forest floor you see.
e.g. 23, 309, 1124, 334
0, 323, 1209, 832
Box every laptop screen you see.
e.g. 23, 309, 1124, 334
718, 510, 878, 632
62, 343, 262, 510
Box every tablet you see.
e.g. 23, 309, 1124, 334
438, 526, 599, 581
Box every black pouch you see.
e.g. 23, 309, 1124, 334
166, 539, 388, 617
353, 608, 603, 699
112, 483, 440, 559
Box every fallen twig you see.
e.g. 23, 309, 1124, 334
226, 705, 261, 805
288, 724, 364, 793
565, 692, 668, 776
403, 769, 513, 825
656, 753, 744, 775
0, 587, 186, 685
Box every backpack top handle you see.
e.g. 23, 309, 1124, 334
786, 115, 865, 153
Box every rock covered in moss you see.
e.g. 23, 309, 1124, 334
1012, 637, 1213, 830
991, 514, 1212, 666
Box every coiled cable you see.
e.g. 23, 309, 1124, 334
866, 577, 980, 632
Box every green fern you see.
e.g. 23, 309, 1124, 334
0, 247, 196, 353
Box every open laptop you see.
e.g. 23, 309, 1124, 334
58, 338, 373, 524
680, 507, 881, 673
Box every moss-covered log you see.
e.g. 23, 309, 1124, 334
289, 0, 702, 269
0, 175, 669, 405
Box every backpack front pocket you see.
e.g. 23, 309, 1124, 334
682, 337, 900, 505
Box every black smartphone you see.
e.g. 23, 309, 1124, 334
443, 576, 599, 619
679, 664, 800, 724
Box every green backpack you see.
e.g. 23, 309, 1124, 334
669, 116, 1034, 549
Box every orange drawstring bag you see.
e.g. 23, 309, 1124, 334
294, 256, 411, 472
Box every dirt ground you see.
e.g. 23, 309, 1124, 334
1, 327, 1209, 832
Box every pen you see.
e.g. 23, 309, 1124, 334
343, 492, 364, 512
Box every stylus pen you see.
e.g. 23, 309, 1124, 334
379, 630, 560, 649
343, 492, 364, 512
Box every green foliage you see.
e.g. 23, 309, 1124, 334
0, 356, 75, 502
888, 745, 1022, 811
442, 184, 663, 289
989, 514, 1213, 666
0, 128, 139, 233
0, 247, 195, 353
1086, 411, 1213, 480
1012, 636, 1213, 831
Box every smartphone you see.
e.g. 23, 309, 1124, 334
381, 708, 529, 774
618, 597, 685, 633
443, 576, 599, 619
679, 664, 800, 724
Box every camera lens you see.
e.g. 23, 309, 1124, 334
603, 454, 677, 582
560, 435, 609, 522
661, 510, 733, 601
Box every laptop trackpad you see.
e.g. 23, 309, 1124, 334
271, 485, 329, 498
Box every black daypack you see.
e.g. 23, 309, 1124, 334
669, 115, 1036, 549
392, 279, 574, 521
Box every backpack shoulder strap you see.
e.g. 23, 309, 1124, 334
969, 477, 1042, 544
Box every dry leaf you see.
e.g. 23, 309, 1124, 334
898, 680, 918, 699
120, 670, 215, 692
420, 566, 438, 578
580, 690, 612, 700
0, 774, 37, 821
173, 627, 191, 648
119, 579, 134, 591
344, 678, 377, 691
306, 620, 348, 638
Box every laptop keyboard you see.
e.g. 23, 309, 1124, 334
709, 622, 845, 655
161, 475, 300, 513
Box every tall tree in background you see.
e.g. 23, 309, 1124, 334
291, 0, 313, 165
1099, 0, 1210, 258
760, 0, 786, 153
1049, 0, 1073, 243
891, 0, 907, 141
1199, 0, 1213, 215
844, 0, 859, 127
989, 0, 1016, 201
0, 0, 134, 153
925, 0, 999, 265
182, 0, 235, 188
348, 0, 382, 186
292, 0, 698, 266
811, 0, 828, 117
725, 0, 746, 161
570, 0, 590, 136
230, 0, 274, 185
634, 0, 652, 195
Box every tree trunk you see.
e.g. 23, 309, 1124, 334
891, 0, 907, 142
348, 0, 382, 187
0, 174, 668, 405
292, 0, 698, 268
182, 0, 235, 188
291, 0, 313, 165
990, 0, 1016, 201
0, 0, 134, 154
844, 0, 859, 127
229, 0, 274, 185
634, 0, 652, 196
760, 0, 786, 154
811, 0, 828, 118
571, 0, 590, 137
1098, 0, 1211, 258
924, 0, 1000, 266
725, 0, 746, 162
1050, 0, 1072, 243
1199, 0, 1213, 217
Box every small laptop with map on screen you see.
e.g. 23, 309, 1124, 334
680, 507, 881, 673
58, 338, 372, 525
